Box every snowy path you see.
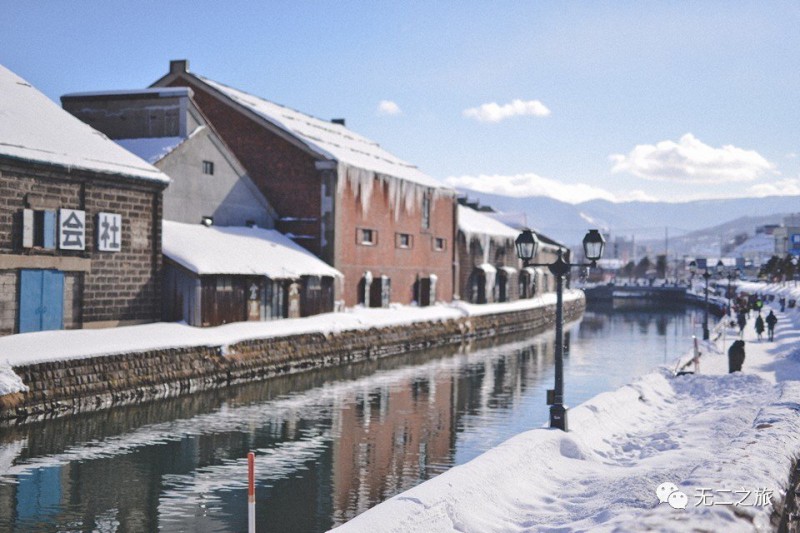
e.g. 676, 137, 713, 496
337, 284, 800, 532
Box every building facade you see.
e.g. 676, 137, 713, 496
455, 204, 562, 304
162, 221, 341, 326
0, 65, 169, 336
151, 60, 456, 307
62, 87, 276, 228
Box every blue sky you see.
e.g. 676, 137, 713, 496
4, 1, 799, 204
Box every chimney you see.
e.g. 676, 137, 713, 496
170, 60, 189, 74
331, 118, 346, 126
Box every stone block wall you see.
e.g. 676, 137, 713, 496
0, 159, 165, 333
0, 272, 16, 336
0, 296, 584, 421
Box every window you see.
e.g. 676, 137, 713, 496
22, 209, 56, 249
396, 233, 412, 249
216, 277, 233, 291
421, 190, 431, 229
202, 160, 215, 175
433, 237, 446, 251
358, 228, 377, 246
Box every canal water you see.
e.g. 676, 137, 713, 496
0, 304, 705, 532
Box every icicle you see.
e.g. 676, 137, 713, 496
336, 162, 452, 220
338, 163, 376, 217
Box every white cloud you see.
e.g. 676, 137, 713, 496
444, 172, 620, 204
377, 100, 401, 116
463, 99, 550, 123
609, 133, 775, 184
746, 177, 800, 197
614, 189, 659, 202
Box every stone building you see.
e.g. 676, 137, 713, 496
456, 204, 562, 303
0, 64, 169, 336
151, 60, 456, 307
61, 87, 276, 228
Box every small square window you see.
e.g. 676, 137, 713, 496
433, 237, 446, 251
202, 160, 215, 175
396, 233, 412, 249
358, 228, 376, 245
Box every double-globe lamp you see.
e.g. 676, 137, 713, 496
514, 229, 605, 431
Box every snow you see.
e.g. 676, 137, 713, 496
61, 87, 190, 99
0, 291, 576, 394
457, 205, 520, 240
162, 220, 342, 278
334, 281, 800, 532
115, 135, 186, 164
194, 75, 446, 192
0, 362, 27, 397
0, 65, 169, 184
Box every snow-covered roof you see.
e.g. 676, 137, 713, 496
0, 65, 169, 184
162, 220, 341, 278
192, 74, 444, 190
458, 205, 520, 240
116, 136, 186, 164
62, 87, 191, 99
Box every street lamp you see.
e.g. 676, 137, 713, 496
515, 228, 605, 432
688, 261, 712, 340
726, 269, 738, 317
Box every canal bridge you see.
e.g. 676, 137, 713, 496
583, 284, 726, 315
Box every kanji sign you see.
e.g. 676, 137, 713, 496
97, 212, 122, 252
58, 209, 85, 250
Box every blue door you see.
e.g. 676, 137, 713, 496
19, 270, 64, 333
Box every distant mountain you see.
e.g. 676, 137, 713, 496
457, 189, 798, 252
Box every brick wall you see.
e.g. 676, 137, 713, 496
0, 296, 584, 420
456, 233, 521, 302
162, 76, 457, 306
82, 184, 163, 323
0, 159, 165, 333
336, 179, 456, 306
164, 79, 324, 255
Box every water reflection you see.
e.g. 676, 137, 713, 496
0, 306, 701, 532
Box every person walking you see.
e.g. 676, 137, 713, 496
737, 311, 747, 338
755, 314, 765, 341
766, 310, 778, 341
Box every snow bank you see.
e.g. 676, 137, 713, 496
335, 282, 800, 532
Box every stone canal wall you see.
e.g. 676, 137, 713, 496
0, 296, 584, 421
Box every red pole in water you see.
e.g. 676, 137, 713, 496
248, 452, 255, 533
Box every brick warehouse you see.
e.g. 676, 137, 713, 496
0, 65, 169, 336
152, 60, 456, 307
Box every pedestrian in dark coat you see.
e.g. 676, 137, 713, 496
755, 314, 765, 340
737, 311, 747, 337
766, 311, 778, 341
728, 340, 746, 373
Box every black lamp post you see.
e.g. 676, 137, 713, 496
689, 260, 711, 340
726, 270, 737, 317
515, 228, 605, 431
